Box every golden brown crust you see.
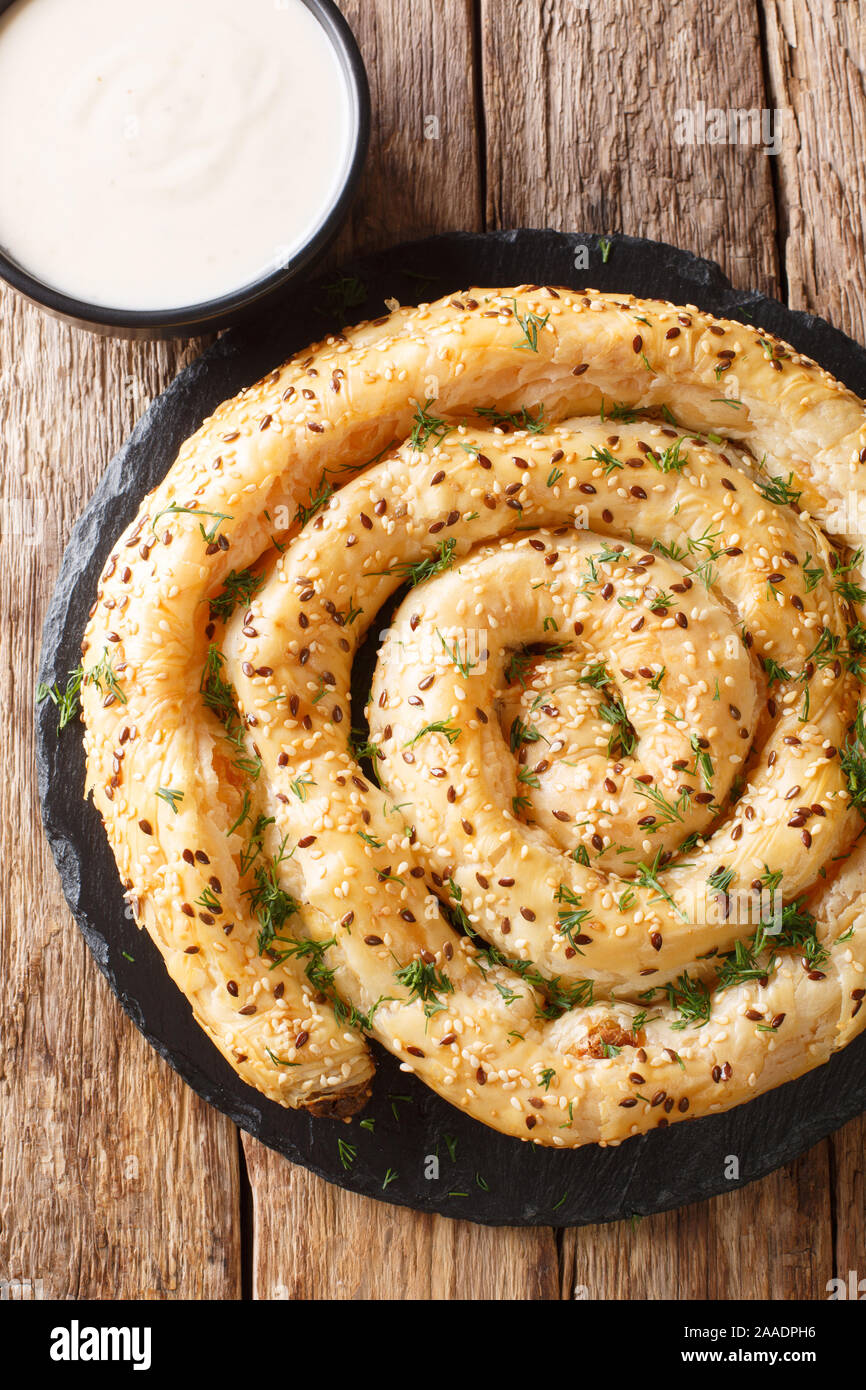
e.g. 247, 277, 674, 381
303, 1082, 373, 1120
80, 286, 866, 1146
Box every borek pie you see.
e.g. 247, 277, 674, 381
79, 288, 866, 1146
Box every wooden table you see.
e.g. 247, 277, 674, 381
2, 0, 865, 1301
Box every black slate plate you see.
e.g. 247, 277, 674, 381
36, 230, 866, 1227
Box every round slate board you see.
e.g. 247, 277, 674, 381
36, 230, 866, 1227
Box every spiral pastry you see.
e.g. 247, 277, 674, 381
81, 287, 866, 1146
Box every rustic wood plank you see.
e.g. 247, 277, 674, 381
761, 0, 866, 341
332, 0, 483, 258
480, 0, 780, 295
8, 0, 858, 1304
761, 0, 866, 1290
560, 1144, 833, 1300
246, 1145, 560, 1300
831, 1122, 865, 1294
0, 291, 240, 1299
241, 0, 560, 1302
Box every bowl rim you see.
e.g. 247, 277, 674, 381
0, 0, 371, 334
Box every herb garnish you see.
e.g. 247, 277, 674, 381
410, 399, 453, 450
394, 958, 454, 1020
511, 299, 550, 352
208, 567, 265, 623
375, 537, 456, 586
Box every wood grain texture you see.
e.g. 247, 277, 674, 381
761, 0, 866, 1292
3, 0, 864, 1303
762, 0, 866, 340
245, 1144, 559, 1300
332, 0, 483, 257
480, 0, 780, 295
561, 1144, 834, 1300
0, 297, 240, 1299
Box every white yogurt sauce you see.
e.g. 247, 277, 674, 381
0, 0, 354, 309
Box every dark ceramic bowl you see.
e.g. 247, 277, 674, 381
0, 0, 369, 338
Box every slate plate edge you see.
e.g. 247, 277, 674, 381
34, 229, 866, 1228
